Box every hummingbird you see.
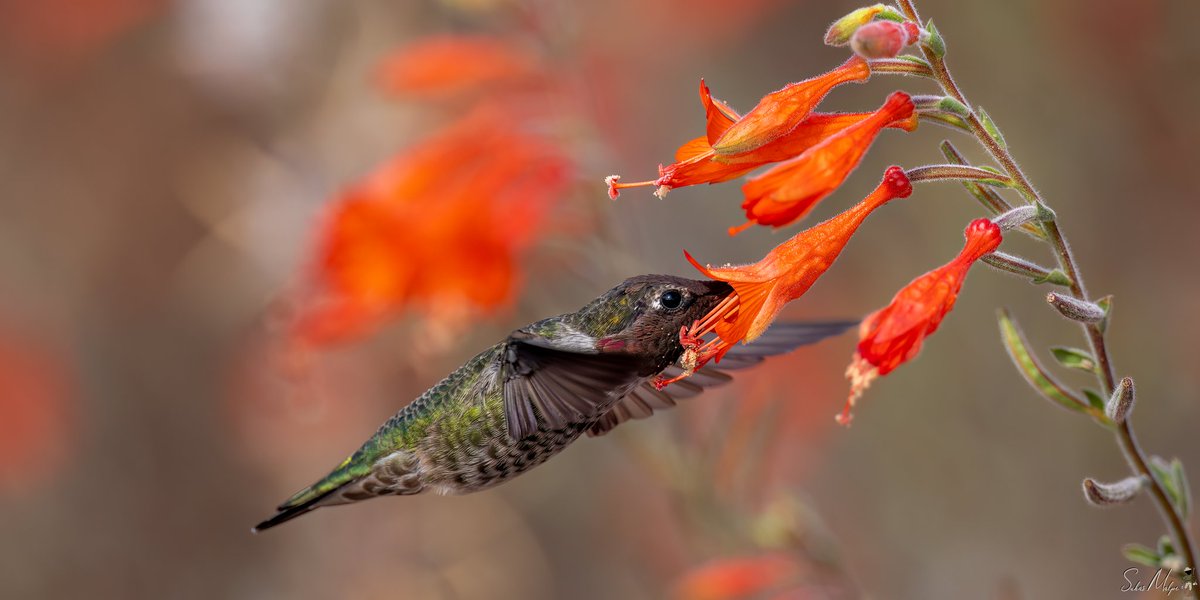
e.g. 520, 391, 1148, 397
253, 275, 852, 531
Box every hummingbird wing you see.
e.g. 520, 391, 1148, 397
502, 332, 647, 440
587, 320, 856, 436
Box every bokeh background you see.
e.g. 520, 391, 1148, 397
1, 0, 1198, 598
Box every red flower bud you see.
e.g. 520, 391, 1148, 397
849, 21, 919, 60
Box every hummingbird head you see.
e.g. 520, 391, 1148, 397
579, 275, 733, 374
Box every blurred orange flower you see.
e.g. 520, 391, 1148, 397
0, 327, 73, 494
673, 553, 799, 600
291, 106, 571, 348
0, 0, 164, 70
842, 218, 1002, 424
710, 56, 870, 156
375, 35, 543, 98
732, 91, 916, 235
668, 167, 911, 379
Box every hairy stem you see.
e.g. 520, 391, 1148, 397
905, 164, 1013, 185
898, 0, 1197, 580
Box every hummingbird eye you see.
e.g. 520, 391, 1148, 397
659, 289, 683, 310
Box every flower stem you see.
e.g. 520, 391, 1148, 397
980, 252, 1071, 287
867, 58, 934, 78
905, 164, 1013, 186
898, 0, 1198, 580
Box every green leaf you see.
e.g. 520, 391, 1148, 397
1032, 269, 1073, 287
1157, 534, 1176, 559
1095, 295, 1113, 335
924, 21, 946, 58
1150, 457, 1191, 518
937, 96, 970, 118
1051, 347, 1098, 373
919, 112, 970, 132
1171, 460, 1191, 518
1034, 200, 1057, 223
897, 54, 932, 67
978, 107, 1006, 149
875, 6, 907, 22
997, 309, 1107, 424
1082, 389, 1106, 411
1123, 543, 1161, 568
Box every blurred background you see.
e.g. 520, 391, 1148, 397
1, 0, 1198, 598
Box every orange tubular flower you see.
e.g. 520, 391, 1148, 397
710, 56, 870, 156
732, 91, 916, 235
375, 35, 541, 97
608, 82, 913, 200
659, 167, 911, 388
842, 218, 1003, 425
607, 79, 741, 199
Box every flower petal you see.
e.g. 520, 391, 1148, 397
710, 56, 870, 156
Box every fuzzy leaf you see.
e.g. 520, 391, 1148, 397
1172, 460, 1191, 518
923, 21, 945, 58
1032, 269, 1073, 287
997, 309, 1106, 423
897, 54, 932, 67
1083, 389, 1106, 411
937, 96, 970, 118
1149, 457, 1191, 518
1157, 534, 1176, 559
1095, 295, 1113, 335
1051, 347, 1098, 373
1122, 543, 1161, 568
978, 107, 1006, 149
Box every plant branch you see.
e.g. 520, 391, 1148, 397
899, 0, 1197, 581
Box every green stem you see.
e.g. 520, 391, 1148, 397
898, 0, 1197, 582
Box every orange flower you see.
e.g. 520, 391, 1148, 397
672, 554, 799, 600
666, 167, 911, 382
291, 106, 571, 347
608, 83, 913, 201
607, 79, 740, 199
732, 91, 916, 235
710, 56, 870, 156
0, 326, 73, 494
375, 35, 542, 97
842, 218, 1002, 425
0, 0, 164, 70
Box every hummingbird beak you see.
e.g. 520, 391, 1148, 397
699, 279, 734, 300
689, 279, 735, 318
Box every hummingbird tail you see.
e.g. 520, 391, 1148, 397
251, 488, 336, 533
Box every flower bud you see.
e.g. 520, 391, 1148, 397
991, 205, 1039, 231
850, 21, 919, 59
1046, 292, 1106, 323
1083, 476, 1145, 507
1106, 377, 1135, 424
824, 4, 904, 46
